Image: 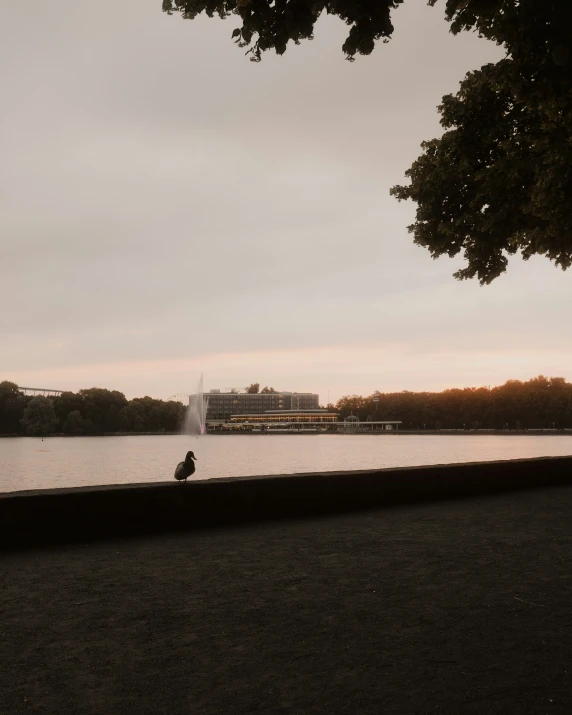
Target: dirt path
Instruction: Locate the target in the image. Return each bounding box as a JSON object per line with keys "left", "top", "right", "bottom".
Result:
{"left": 2, "top": 487, "right": 572, "bottom": 714}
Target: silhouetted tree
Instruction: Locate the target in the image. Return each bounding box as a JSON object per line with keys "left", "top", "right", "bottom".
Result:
{"left": 1, "top": 383, "right": 187, "bottom": 435}
{"left": 79, "top": 388, "right": 128, "bottom": 432}
{"left": 336, "top": 377, "right": 572, "bottom": 430}
{"left": 163, "top": 0, "right": 403, "bottom": 61}
{"left": 165, "top": 0, "right": 572, "bottom": 282}
{"left": 117, "top": 402, "right": 147, "bottom": 432}
{"left": 105, "top": 404, "right": 121, "bottom": 432}
{"left": 246, "top": 383, "right": 260, "bottom": 394}
{"left": 147, "top": 406, "right": 165, "bottom": 431}
{"left": 260, "top": 386, "right": 277, "bottom": 393}
{"left": 20, "top": 396, "right": 58, "bottom": 436}
{"left": 63, "top": 410, "right": 84, "bottom": 434}
{"left": 52, "top": 391, "right": 83, "bottom": 427}
{"left": 391, "top": 1, "right": 572, "bottom": 283}
{"left": 81, "top": 418, "right": 96, "bottom": 434}
{"left": 161, "top": 400, "right": 187, "bottom": 431}
{"left": 0, "top": 381, "right": 29, "bottom": 434}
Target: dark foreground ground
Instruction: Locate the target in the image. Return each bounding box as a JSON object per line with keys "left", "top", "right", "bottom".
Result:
{"left": 2, "top": 487, "right": 572, "bottom": 715}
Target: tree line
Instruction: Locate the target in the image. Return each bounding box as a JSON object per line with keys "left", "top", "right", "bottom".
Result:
{"left": 330, "top": 376, "right": 572, "bottom": 431}
{"left": 3, "top": 376, "right": 572, "bottom": 436}
{"left": 245, "top": 383, "right": 277, "bottom": 393}
{"left": 0, "top": 383, "right": 186, "bottom": 437}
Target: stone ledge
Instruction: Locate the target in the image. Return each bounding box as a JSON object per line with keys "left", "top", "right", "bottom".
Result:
{"left": 2, "top": 456, "right": 571, "bottom": 548}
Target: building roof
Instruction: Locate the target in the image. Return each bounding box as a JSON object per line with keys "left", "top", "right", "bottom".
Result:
{"left": 232, "top": 412, "right": 337, "bottom": 417}
{"left": 207, "top": 390, "right": 317, "bottom": 396}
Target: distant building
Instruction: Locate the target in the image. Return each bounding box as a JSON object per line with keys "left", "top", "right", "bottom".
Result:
{"left": 198, "top": 389, "right": 320, "bottom": 421}
{"left": 230, "top": 410, "right": 337, "bottom": 424}
{"left": 221, "top": 411, "right": 402, "bottom": 432}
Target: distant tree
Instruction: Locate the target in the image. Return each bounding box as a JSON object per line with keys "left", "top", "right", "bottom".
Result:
{"left": 52, "top": 391, "right": 84, "bottom": 427}
{"left": 162, "top": 400, "right": 187, "bottom": 431}
{"left": 20, "top": 396, "right": 58, "bottom": 436}
{"left": 246, "top": 383, "right": 260, "bottom": 394}
{"left": 130, "top": 396, "right": 173, "bottom": 431}
{"left": 113, "top": 397, "right": 185, "bottom": 432}
{"left": 116, "top": 402, "right": 147, "bottom": 432}
{"left": 0, "top": 381, "right": 29, "bottom": 434}
{"left": 81, "top": 418, "right": 96, "bottom": 434}
{"left": 147, "top": 406, "right": 164, "bottom": 431}
{"left": 336, "top": 376, "right": 572, "bottom": 430}
{"left": 63, "top": 410, "right": 84, "bottom": 434}
{"left": 335, "top": 395, "right": 366, "bottom": 417}
{"left": 5, "top": 394, "right": 29, "bottom": 434}
{"left": 104, "top": 404, "right": 121, "bottom": 432}
{"left": 79, "top": 388, "right": 128, "bottom": 432}
{"left": 0, "top": 382, "right": 21, "bottom": 408}
{"left": 260, "top": 386, "right": 277, "bottom": 393}
{"left": 0, "top": 381, "right": 20, "bottom": 395}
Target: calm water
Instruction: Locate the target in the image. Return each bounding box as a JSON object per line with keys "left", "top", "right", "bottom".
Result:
{"left": 1, "top": 434, "right": 571, "bottom": 493}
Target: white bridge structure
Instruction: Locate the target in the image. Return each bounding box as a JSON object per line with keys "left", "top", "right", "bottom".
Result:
{"left": 18, "top": 386, "right": 64, "bottom": 397}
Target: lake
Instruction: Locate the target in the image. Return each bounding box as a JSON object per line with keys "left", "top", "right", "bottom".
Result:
{"left": 1, "top": 433, "right": 572, "bottom": 493}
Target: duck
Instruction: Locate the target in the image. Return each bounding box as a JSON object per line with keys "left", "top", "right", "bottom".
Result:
{"left": 174, "top": 451, "right": 197, "bottom": 483}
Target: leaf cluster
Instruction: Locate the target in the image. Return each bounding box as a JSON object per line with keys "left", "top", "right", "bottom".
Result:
{"left": 392, "top": 0, "right": 572, "bottom": 282}
{"left": 163, "top": 0, "right": 403, "bottom": 60}
{"left": 336, "top": 375, "right": 572, "bottom": 429}
{"left": 164, "top": 0, "right": 572, "bottom": 282}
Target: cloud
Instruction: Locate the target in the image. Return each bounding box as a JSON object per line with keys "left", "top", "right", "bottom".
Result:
{"left": 1, "top": 0, "right": 570, "bottom": 401}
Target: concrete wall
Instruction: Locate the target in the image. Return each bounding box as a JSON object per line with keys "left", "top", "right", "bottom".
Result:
{"left": 2, "top": 456, "right": 571, "bottom": 548}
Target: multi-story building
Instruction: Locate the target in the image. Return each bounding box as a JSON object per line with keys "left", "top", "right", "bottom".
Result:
{"left": 200, "top": 389, "right": 320, "bottom": 421}
{"left": 229, "top": 410, "right": 338, "bottom": 424}
{"left": 223, "top": 412, "right": 402, "bottom": 432}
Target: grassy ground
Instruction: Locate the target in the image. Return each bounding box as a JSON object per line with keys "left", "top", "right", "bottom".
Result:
{"left": 2, "top": 487, "right": 572, "bottom": 715}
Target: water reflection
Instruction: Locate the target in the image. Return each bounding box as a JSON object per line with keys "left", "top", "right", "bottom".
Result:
{"left": 1, "top": 434, "right": 571, "bottom": 493}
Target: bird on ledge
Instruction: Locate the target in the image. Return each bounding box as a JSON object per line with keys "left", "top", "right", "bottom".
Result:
{"left": 174, "top": 451, "right": 197, "bottom": 483}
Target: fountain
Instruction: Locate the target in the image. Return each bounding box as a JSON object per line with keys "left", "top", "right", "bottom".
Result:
{"left": 184, "top": 374, "right": 209, "bottom": 436}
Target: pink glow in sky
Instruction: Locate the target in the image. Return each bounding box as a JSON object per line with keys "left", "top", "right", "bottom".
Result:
{"left": 1, "top": 1, "right": 571, "bottom": 401}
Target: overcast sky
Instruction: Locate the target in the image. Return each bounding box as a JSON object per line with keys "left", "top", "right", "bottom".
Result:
{"left": 1, "top": 0, "right": 570, "bottom": 402}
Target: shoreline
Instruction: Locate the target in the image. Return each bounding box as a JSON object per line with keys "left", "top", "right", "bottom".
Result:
{"left": 3, "top": 456, "right": 572, "bottom": 548}
{"left": 1, "top": 429, "right": 572, "bottom": 438}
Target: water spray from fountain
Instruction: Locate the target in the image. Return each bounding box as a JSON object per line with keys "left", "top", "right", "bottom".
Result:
{"left": 184, "top": 373, "right": 209, "bottom": 436}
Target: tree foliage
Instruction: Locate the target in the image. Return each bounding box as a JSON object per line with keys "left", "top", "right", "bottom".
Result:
{"left": 52, "top": 391, "right": 83, "bottom": 428}
{"left": 163, "top": 0, "right": 403, "bottom": 62}
{"left": 0, "top": 384, "right": 187, "bottom": 436}
{"left": 63, "top": 410, "right": 85, "bottom": 434}
{"left": 165, "top": 0, "right": 572, "bottom": 282}
{"left": 2, "top": 377, "right": 572, "bottom": 433}
{"left": 246, "top": 382, "right": 260, "bottom": 393}
{"left": 0, "top": 382, "right": 30, "bottom": 434}
{"left": 260, "top": 385, "right": 277, "bottom": 393}
{"left": 391, "top": 0, "right": 572, "bottom": 283}
{"left": 336, "top": 376, "right": 572, "bottom": 430}
{"left": 20, "top": 396, "right": 59, "bottom": 436}
{"left": 78, "top": 388, "right": 128, "bottom": 432}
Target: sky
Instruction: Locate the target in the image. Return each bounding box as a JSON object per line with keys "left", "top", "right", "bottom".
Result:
{"left": 1, "top": 0, "right": 571, "bottom": 403}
